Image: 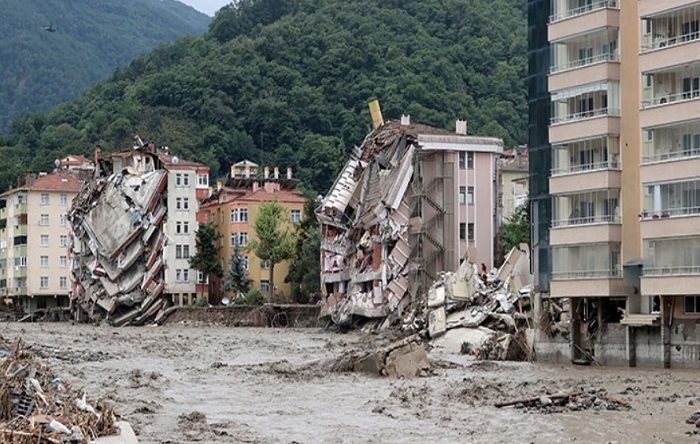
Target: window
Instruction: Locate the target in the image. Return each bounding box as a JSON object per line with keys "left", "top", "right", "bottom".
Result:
{"left": 60, "top": 256, "right": 68, "bottom": 268}
{"left": 60, "top": 194, "right": 68, "bottom": 206}
{"left": 644, "top": 130, "right": 653, "bottom": 142}
{"left": 242, "top": 255, "right": 249, "bottom": 270}
{"left": 14, "top": 257, "right": 27, "bottom": 267}
{"left": 261, "top": 260, "right": 271, "bottom": 269}
{"left": 459, "top": 152, "right": 466, "bottom": 169}
{"left": 197, "top": 271, "right": 209, "bottom": 284}
{"left": 175, "top": 173, "right": 182, "bottom": 187}
{"left": 182, "top": 174, "right": 190, "bottom": 187}
{"left": 232, "top": 232, "right": 248, "bottom": 247}
{"left": 59, "top": 276, "right": 67, "bottom": 288}
{"left": 643, "top": 75, "right": 652, "bottom": 89}
{"left": 59, "top": 235, "right": 67, "bottom": 247}
{"left": 183, "top": 245, "right": 190, "bottom": 258}
{"left": 467, "top": 187, "right": 474, "bottom": 205}
{"left": 60, "top": 214, "right": 67, "bottom": 227}
{"left": 685, "top": 296, "right": 700, "bottom": 314}
{"left": 291, "top": 209, "right": 301, "bottom": 223}
{"left": 468, "top": 223, "right": 475, "bottom": 241}
{"left": 182, "top": 269, "right": 189, "bottom": 282}
{"left": 176, "top": 245, "right": 183, "bottom": 259}
{"left": 459, "top": 223, "right": 466, "bottom": 240}
{"left": 40, "top": 214, "right": 49, "bottom": 226}
{"left": 682, "top": 77, "right": 700, "bottom": 100}
{"left": 176, "top": 198, "right": 183, "bottom": 210}
{"left": 231, "top": 208, "right": 249, "bottom": 223}
{"left": 643, "top": 19, "right": 652, "bottom": 36}
{"left": 40, "top": 276, "right": 49, "bottom": 288}
{"left": 41, "top": 235, "right": 49, "bottom": 247}
{"left": 176, "top": 269, "right": 182, "bottom": 282}
{"left": 260, "top": 280, "right": 270, "bottom": 293}
{"left": 459, "top": 187, "right": 466, "bottom": 205}
{"left": 40, "top": 256, "right": 49, "bottom": 267}
{"left": 682, "top": 20, "right": 700, "bottom": 42}
{"left": 197, "top": 174, "right": 209, "bottom": 187}
{"left": 467, "top": 152, "right": 474, "bottom": 169}
{"left": 183, "top": 198, "right": 189, "bottom": 210}
{"left": 176, "top": 221, "right": 190, "bottom": 234}
{"left": 40, "top": 194, "right": 49, "bottom": 205}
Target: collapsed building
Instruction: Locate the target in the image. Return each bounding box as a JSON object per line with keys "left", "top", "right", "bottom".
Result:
{"left": 316, "top": 112, "right": 504, "bottom": 328}
{"left": 68, "top": 140, "right": 210, "bottom": 326}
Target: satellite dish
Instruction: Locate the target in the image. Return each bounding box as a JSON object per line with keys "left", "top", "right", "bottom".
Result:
{"left": 54, "top": 159, "right": 60, "bottom": 167}
{"left": 172, "top": 156, "right": 179, "bottom": 165}
{"left": 222, "top": 297, "right": 230, "bottom": 306}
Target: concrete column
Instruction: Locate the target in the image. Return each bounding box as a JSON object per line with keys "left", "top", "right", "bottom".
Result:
{"left": 661, "top": 296, "right": 671, "bottom": 368}
{"left": 626, "top": 326, "right": 636, "bottom": 367}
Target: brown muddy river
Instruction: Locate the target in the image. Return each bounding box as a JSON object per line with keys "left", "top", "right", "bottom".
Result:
{"left": 0, "top": 322, "right": 695, "bottom": 444}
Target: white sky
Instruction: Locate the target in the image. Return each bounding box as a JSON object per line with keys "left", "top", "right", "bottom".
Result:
{"left": 178, "top": 0, "right": 232, "bottom": 16}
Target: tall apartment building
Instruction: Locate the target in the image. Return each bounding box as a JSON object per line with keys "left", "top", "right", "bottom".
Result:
{"left": 0, "top": 171, "right": 84, "bottom": 313}
{"left": 199, "top": 165, "right": 305, "bottom": 303}
{"left": 531, "top": 0, "right": 700, "bottom": 367}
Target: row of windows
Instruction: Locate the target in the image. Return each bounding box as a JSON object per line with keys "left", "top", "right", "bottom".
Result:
{"left": 458, "top": 152, "right": 475, "bottom": 169}
{"left": 39, "top": 255, "right": 69, "bottom": 267}
{"left": 38, "top": 214, "right": 68, "bottom": 227}
{"left": 230, "top": 208, "right": 302, "bottom": 224}
{"left": 39, "top": 235, "right": 69, "bottom": 247}
{"left": 232, "top": 232, "right": 249, "bottom": 247}
{"left": 176, "top": 221, "right": 190, "bottom": 234}
{"left": 459, "top": 222, "right": 475, "bottom": 241}
{"left": 39, "top": 276, "right": 68, "bottom": 288}
{"left": 458, "top": 187, "right": 475, "bottom": 205}
{"left": 40, "top": 193, "right": 70, "bottom": 206}
{"left": 175, "top": 197, "right": 190, "bottom": 211}
{"left": 175, "top": 173, "right": 209, "bottom": 188}
{"left": 175, "top": 245, "right": 191, "bottom": 259}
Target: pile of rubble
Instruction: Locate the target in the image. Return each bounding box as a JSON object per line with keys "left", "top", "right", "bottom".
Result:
{"left": 69, "top": 146, "right": 168, "bottom": 326}
{"left": 0, "top": 338, "right": 134, "bottom": 443}
{"left": 495, "top": 387, "right": 631, "bottom": 413}
{"left": 420, "top": 244, "right": 533, "bottom": 361}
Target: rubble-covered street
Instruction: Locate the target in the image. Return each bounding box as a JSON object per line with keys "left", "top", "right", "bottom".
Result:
{"left": 1, "top": 323, "right": 697, "bottom": 444}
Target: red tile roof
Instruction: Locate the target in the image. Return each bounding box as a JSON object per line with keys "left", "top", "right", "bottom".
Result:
{"left": 29, "top": 171, "right": 84, "bottom": 192}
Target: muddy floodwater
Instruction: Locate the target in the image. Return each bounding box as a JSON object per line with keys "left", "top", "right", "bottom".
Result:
{"left": 0, "top": 323, "right": 697, "bottom": 444}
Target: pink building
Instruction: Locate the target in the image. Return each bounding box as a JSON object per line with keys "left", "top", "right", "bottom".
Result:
{"left": 317, "top": 117, "right": 502, "bottom": 324}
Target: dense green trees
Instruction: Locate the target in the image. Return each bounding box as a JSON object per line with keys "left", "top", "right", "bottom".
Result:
{"left": 0, "top": 0, "right": 209, "bottom": 132}
{"left": 1, "top": 0, "right": 527, "bottom": 197}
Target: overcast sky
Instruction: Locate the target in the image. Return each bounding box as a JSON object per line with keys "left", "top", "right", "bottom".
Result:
{"left": 178, "top": 0, "right": 231, "bottom": 16}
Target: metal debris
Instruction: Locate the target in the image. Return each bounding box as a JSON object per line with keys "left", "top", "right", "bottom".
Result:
{"left": 69, "top": 147, "right": 168, "bottom": 326}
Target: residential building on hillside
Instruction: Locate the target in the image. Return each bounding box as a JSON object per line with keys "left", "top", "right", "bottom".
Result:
{"left": 317, "top": 115, "right": 503, "bottom": 325}
{"left": 0, "top": 170, "right": 84, "bottom": 313}
{"left": 199, "top": 165, "right": 305, "bottom": 303}
{"left": 499, "top": 147, "right": 529, "bottom": 223}
{"left": 531, "top": 0, "right": 700, "bottom": 367}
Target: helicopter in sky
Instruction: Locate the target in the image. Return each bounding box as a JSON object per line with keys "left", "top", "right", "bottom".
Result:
{"left": 43, "top": 22, "right": 56, "bottom": 32}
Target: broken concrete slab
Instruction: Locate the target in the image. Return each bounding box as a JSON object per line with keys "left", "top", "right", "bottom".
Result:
{"left": 384, "top": 343, "right": 431, "bottom": 378}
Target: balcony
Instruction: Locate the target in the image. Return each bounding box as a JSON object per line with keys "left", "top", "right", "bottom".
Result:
{"left": 642, "top": 120, "right": 700, "bottom": 165}
{"left": 640, "top": 62, "right": 700, "bottom": 128}
{"left": 13, "top": 203, "right": 27, "bottom": 216}
{"left": 641, "top": 178, "right": 700, "bottom": 227}
{"left": 552, "top": 189, "right": 620, "bottom": 227}
{"left": 639, "top": 0, "right": 700, "bottom": 19}
{"left": 552, "top": 135, "right": 620, "bottom": 174}
{"left": 551, "top": 223, "right": 622, "bottom": 246}
{"left": 641, "top": 156, "right": 700, "bottom": 185}
{"left": 551, "top": 242, "right": 624, "bottom": 296}
{"left": 550, "top": 81, "right": 620, "bottom": 143}
{"left": 640, "top": 3, "right": 700, "bottom": 70}
{"left": 641, "top": 236, "right": 700, "bottom": 294}
{"left": 549, "top": 1, "right": 620, "bottom": 42}
{"left": 549, "top": 27, "right": 619, "bottom": 90}
{"left": 642, "top": 214, "right": 700, "bottom": 241}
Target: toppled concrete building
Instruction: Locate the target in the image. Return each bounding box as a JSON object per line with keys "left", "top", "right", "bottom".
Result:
{"left": 317, "top": 115, "right": 503, "bottom": 328}
{"left": 68, "top": 140, "right": 210, "bottom": 326}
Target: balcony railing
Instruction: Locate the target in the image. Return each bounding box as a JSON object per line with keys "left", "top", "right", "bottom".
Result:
{"left": 641, "top": 206, "right": 700, "bottom": 220}
{"left": 642, "top": 91, "right": 700, "bottom": 108}
{"left": 644, "top": 266, "right": 700, "bottom": 277}
{"left": 549, "top": 53, "right": 620, "bottom": 74}
{"left": 642, "top": 32, "right": 700, "bottom": 53}
{"left": 551, "top": 159, "right": 620, "bottom": 175}
{"left": 552, "top": 214, "right": 620, "bottom": 228}
{"left": 642, "top": 147, "right": 700, "bottom": 164}
{"left": 552, "top": 268, "right": 621, "bottom": 280}
{"left": 549, "top": 0, "right": 618, "bottom": 23}
{"left": 551, "top": 107, "right": 620, "bottom": 125}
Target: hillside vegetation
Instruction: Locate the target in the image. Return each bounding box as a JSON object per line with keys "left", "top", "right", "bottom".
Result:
{"left": 0, "top": 0, "right": 527, "bottom": 194}
{"left": 0, "top": 0, "right": 210, "bottom": 133}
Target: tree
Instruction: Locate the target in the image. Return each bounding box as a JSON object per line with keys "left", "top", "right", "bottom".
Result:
{"left": 286, "top": 195, "right": 321, "bottom": 303}
{"left": 249, "top": 202, "right": 295, "bottom": 302}
{"left": 224, "top": 243, "right": 250, "bottom": 297}
{"left": 499, "top": 203, "right": 530, "bottom": 259}
{"left": 189, "top": 222, "right": 223, "bottom": 302}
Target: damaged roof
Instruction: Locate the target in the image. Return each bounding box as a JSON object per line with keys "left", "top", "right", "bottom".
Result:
{"left": 2, "top": 170, "right": 84, "bottom": 196}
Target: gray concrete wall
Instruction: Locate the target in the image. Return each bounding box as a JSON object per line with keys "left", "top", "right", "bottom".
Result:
{"left": 533, "top": 329, "right": 570, "bottom": 364}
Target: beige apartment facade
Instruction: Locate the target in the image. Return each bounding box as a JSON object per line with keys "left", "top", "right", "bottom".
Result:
{"left": 535, "top": 0, "right": 700, "bottom": 367}
{"left": 0, "top": 171, "right": 83, "bottom": 313}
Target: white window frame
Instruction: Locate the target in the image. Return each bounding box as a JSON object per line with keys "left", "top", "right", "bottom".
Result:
{"left": 59, "top": 276, "right": 67, "bottom": 289}
{"left": 59, "top": 214, "right": 67, "bottom": 227}
{"left": 291, "top": 209, "right": 301, "bottom": 223}
{"left": 40, "top": 256, "right": 49, "bottom": 267}
{"left": 60, "top": 256, "right": 68, "bottom": 268}
{"left": 60, "top": 193, "right": 68, "bottom": 206}
{"left": 39, "top": 214, "right": 49, "bottom": 226}
{"left": 59, "top": 235, "right": 68, "bottom": 248}
{"left": 40, "top": 276, "right": 49, "bottom": 288}
{"left": 40, "top": 235, "right": 49, "bottom": 247}
{"left": 197, "top": 174, "right": 209, "bottom": 187}
{"left": 40, "top": 193, "right": 49, "bottom": 206}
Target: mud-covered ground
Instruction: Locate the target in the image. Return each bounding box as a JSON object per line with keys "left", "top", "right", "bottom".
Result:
{"left": 0, "top": 322, "right": 697, "bottom": 444}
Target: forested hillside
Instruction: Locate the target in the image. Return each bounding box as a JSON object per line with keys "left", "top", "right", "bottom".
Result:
{"left": 0, "top": 0, "right": 210, "bottom": 132}
{"left": 0, "top": 0, "right": 527, "bottom": 195}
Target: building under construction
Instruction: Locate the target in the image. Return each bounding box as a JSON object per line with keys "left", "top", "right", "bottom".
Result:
{"left": 317, "top": 109, "right": 503, "bottom": 327}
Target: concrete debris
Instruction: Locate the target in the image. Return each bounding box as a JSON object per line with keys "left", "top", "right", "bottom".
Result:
{"left": 69, "top": 148, "right": 169, "bottom": 326}
{"left": 495, "top": 387, "right": 631, "bottom": 413}
{"left": 0, "top": 337, "right": 136, "bottom": 443}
